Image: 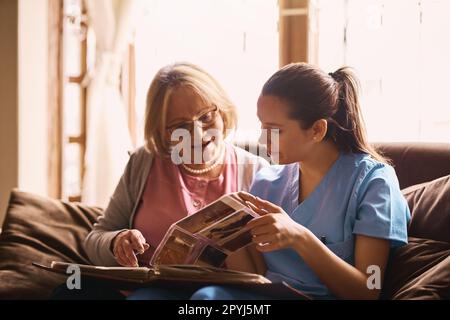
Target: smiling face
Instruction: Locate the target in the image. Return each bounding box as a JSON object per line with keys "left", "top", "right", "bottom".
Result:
{"left": 165, "top": 86, "right": 225, "bottom": 166}
{"left": 257, "top": 94, "right": 318, "bottom": 165}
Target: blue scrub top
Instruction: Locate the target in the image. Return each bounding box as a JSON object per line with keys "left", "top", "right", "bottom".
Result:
{"left": 249, "top": 152, "right": 411, "bottom": 299}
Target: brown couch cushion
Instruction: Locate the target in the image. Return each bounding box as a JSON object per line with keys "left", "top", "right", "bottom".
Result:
{"left": 383, "top": 237, "right": 450, "bottom": 300}
{"left": 0, "top": 190, "right": 102, "bottom": 299}
{"left": 382, "top": 176, "right": 450, "bottom": 299}
{"left": 402, "top": 175, "right": 450, "bottom": 243}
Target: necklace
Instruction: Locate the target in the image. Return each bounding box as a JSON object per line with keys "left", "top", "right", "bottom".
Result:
{"left": 181, "top": 145, "right": 225, "bottom": 175}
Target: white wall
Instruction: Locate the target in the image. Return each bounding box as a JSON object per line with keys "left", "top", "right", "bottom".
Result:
{"left": 0, "top": 0, "right": 49, "bottom": 226}
{"left": 18, "top": 0, "right": 49, "bottom": 197}
{"left": 0, "top": 0, "right": 19, "bottom": 226}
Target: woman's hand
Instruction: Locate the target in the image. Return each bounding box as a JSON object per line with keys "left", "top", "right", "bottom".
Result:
{"left": 239, "top": 191, "right": 308, "bottom": 252}
{"left": 112, "top": 229, "right": 150, "bottom": 267}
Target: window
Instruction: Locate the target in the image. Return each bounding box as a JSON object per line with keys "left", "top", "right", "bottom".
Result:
{"left": 60, "top": 0, "right": 92, "bottom": 201}
{"left": 52, "top": 0, "right": 137, "bottom": 202}
{"left": 133, "top": 0, "right": 279, "bottom": 143}
{"left": 315, "top": 0, "right": 450, "bottom": 142}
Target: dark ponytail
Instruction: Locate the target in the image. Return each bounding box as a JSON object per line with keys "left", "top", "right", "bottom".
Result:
{"left": 261, "top": 63, "right": 387, "bottom": 163}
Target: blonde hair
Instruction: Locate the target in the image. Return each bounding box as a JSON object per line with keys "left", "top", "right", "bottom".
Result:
{"left": 144, "top": 62, "right": 238, "bottom": 156}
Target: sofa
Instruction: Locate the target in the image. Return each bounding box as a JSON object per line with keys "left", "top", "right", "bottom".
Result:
{"left": 0, "top": 142, "right": 449, "bottom": 299}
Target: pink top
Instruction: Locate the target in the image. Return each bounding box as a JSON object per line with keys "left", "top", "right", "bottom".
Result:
{"left": 132, "top": 143, "right": 237, "bottom": 265}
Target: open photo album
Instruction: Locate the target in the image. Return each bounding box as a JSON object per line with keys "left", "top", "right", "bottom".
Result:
{"left": 150, "top": 192, "right": 259, "bottom": 267}
{"left": 32, "top": 193, "right": 310, "bottom": 298}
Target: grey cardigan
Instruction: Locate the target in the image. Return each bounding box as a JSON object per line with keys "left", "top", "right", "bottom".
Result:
{"left": 84, "top": 145, "right": 269, "bottom": 266}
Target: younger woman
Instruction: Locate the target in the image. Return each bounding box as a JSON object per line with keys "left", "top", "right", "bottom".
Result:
{"left": 192, "top": 63, "right": 411, "bottom": 300}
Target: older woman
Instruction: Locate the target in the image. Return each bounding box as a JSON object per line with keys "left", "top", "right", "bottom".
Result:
{"left": 84, "top": 62, "right": 268, "bottom": 269}
{"left": 52, "top": 62, "right": 268, "bottom": 300}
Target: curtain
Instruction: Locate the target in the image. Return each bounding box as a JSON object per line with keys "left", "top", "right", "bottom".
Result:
{"left": 82, "top": 0, "right": 139, "bottom": 207}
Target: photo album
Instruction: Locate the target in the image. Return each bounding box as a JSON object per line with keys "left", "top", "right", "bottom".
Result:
{"left": 32, "top": 192, "right": 310, "bottom": 298}
{"left": 150, "top": 192, "right": 259, "bottom": 267}
{"left": 33, "top": 193, "right": 264, "bottom": 285}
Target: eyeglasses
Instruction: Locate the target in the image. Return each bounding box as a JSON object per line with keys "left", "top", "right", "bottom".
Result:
{"left": 166, "top": 105, "right": 219, "bottom": 135}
